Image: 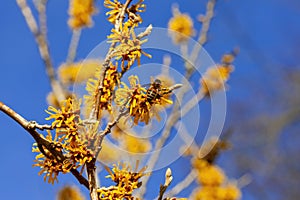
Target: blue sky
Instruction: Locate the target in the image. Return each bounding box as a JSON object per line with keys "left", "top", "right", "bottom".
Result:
{"left": 0, "top": 0, "right": 300, "bottom": 199}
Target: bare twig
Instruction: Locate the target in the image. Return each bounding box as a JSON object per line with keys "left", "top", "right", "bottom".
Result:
{"left": 16, "top": 0, "right": 66, "bottom": 102}
{"left": 190, "top": 0, "right": 216, "bottom": 65}
{"left": 174, "top": 122, "right": 199, "bottom": 155}
{"left": 0, "top": 101, "right": 89, "bottom": 189}
{"left": 27, "top": 121, "right": 53, "bottom": 130}
{"left": 158, "top": 168, "right": 173, "bottom": 200}
{"left": 67, "top": 29, "right": 82, "bottom": 64}
{"left": 137, "top": 24, "right": 153, "bottom": 39}
{"left": 94, "top": 109, "right": 128, "bottom": 157}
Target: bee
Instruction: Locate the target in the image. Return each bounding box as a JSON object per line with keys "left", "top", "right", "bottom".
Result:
{"left": 145, "top": 78, "right": 182, "bottom": 104}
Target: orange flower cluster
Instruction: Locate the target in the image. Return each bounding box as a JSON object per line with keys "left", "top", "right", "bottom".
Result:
{"left": 33, "top": 98, "right": 93, "bottom": 184}
{"left": 97, "top": 162, "right": 148, "bottom": 199}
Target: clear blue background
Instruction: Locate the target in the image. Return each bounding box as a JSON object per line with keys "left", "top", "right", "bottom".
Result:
{"left": 1, "top": 0, "right": 300, "bottom": 199}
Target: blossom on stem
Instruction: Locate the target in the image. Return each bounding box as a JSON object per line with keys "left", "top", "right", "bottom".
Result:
{"left": 68, "top": 0, "right": 96, "bottom": 29}
{"left": 168, "top": 7, "right": 194, "bottom": 44}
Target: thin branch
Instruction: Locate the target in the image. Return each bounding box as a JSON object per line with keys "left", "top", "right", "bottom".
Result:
{"left": 158, "top": 168, "right": 173, "bottom": 200}
{"left": 67, "top": 29, "right": 82, "bottom": 64}
{"left": 181, "top": 90, "right": 205, "bottom": 117}
{"left": 0, "top": 101, "right": 89, "bottom": 189}
{"left": 16, "top": 0, "right": 66, "bottom": 102}
{"left": 27, "top": 121, "right": 53, "bottom": 130}
{"left": 34, "top": 0, "right": 48, "bottom": 39}
{"left": 94, "top": 109, "right": 128, "bottom": 157}
{"left": 115, "top": 0, "right": 133, "bottom": 30}
{"left": 174, "top": 122, "right": 199, "bottom": 155}
{"left": 190, "top": 0, "right": 216, "bottom": 64}
{"left": 86, "top": 159, "right": 98, "bottom": 200}
{"left": 137, "top": 24, "right": 153, "bottom": 39}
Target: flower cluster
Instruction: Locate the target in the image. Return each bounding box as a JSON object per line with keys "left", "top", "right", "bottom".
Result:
{"left": 168, "top": 7, "right": 195, "bottom": 44}
{"left": 122, "top": 134, "right": 151, "bottom": 154}
{"left": 191, "top": 159, "right": 241, "bottom": 200}
{"left": 84, "top": 0, "right": 151, "bottom": 120}
{"left": 115, "top": 75, "right": 175, "bottom": 125}
{"left": 99, "top": 63, "right": 120, "bottom": 111}
{"left": 68, "top": 0, "right": 96, "bottom": 29}
{"left": 104, "top": 0, "right": 145, "bottom": 27}
{"left": 32, "top": 132, "right": 66, "bottom": 184}
{"left": 57, "top": 185, "right": 85, "bottom": 200}
{"left": 97, "top": 162, "right": 148, "bottom": 199}
{"left": 190, "top": 138, "right": 241, "bottom": 200}
{"left": 108, "top": 25, "right": 151, "bottom": 68}
{"left": 47, "top": 60, "right": 102, "bottom": 108}
{"left": 58, "top": 60, "right": 102, "bottom": 86}
{"left": 85, "top": 63, "right": 120, "bottom": 118}
{"left": 200, "top": 52, "right": 237, "bottom": 97}
{"left": 105, "top": 0, "right": 150, "bottom": 70}
{"left": 33, "top": 98, "right": 93, "bottom": 184}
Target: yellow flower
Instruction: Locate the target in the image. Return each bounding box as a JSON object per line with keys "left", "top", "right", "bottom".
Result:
{"left": 216, "top": 184, "right": 241, "bottom": 200}
{"left": 104, "top": 0, "right": 145, "bottom": 26}
{"left": 115, "top": 75, "right": 150, "bottom": 124}
{"left": 192, "top": 184, "right": 241, "bottom": 200}
{"left": 58, "top": 60, "right": 102, "bottom": 85}
{"left": 108, "top": 26, "right": 151, "bottom": 67}
{"left": 192, "top": 186, "right": 217, "bottom": 200}
{"left": 32, "top": 132, "right": 66, "bottom": 184}
{"left": 98, "top": 162, "right": 148, "bottom": 199}
{"left": 122, "top": 134, "right": 152, "bottom": 153}
{"left": 115, "top": 75, "right": 175, "bottom": 125}
{"left": 57, "top": 185, "right": 85, "bottom": 200}
{"left": 197, "top": 164, "right": 225, "bottom": 186}
{"left": 34, "top": 98, "right": 92, "bottom": 184}
{"left": 168, "top": 8, "right": 194, "bottom": 44}
{"left": 104, "top": 0, "right": 123, "bottom": 24}
{"left": 68, "top": 0, "right": 96, "bottom": 29}
{"left": 200, "top": 65, "right": 234, "bottom": 97}
{"left": 84, "top": 63, "right": 120, "bottom": 118}
{"left": 127, "top": 0, "right": 145, "bottom": 26}
{"left": 46, "top": 92, "right": 74, "bottom": 108}
{"left": 84, "top": 67, "right": 102, "bottom": 118}
{"left": 45, "top": 98, "right": 80, "bottom": 129}
{"left": 192, "top": 158, "right": 209, "bottom": 170}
